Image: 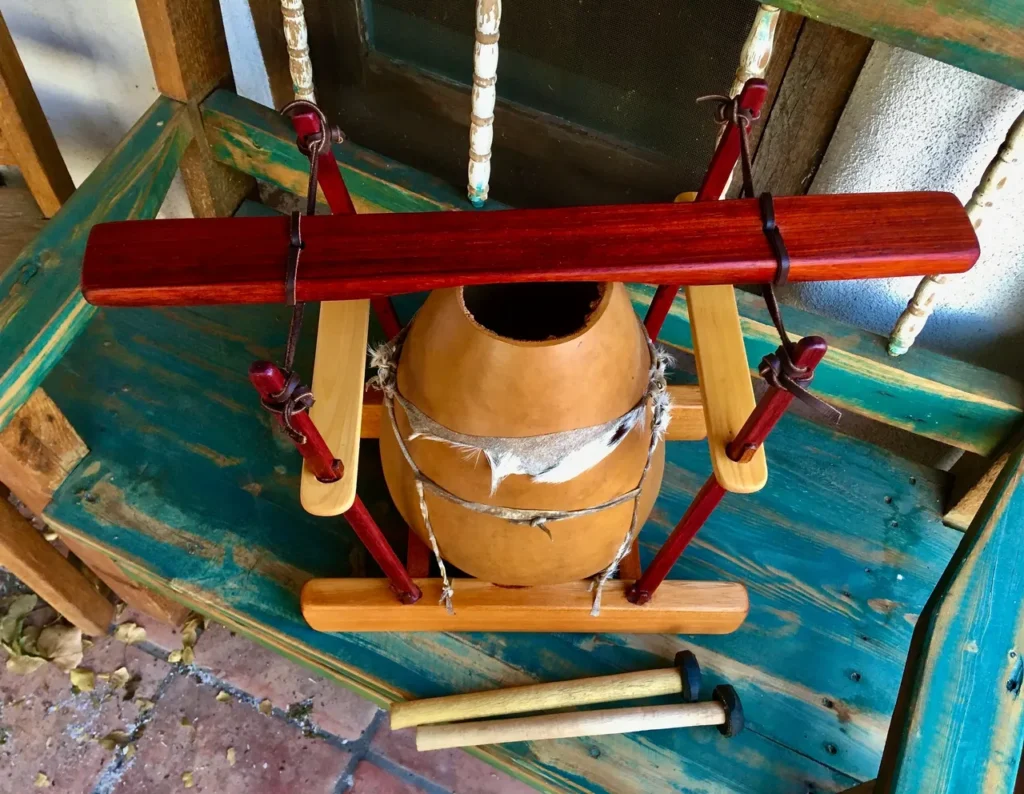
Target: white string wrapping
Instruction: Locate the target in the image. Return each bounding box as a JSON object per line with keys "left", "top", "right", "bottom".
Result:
{"left": 369, "top": 326, "right": 672, "bottom": 615}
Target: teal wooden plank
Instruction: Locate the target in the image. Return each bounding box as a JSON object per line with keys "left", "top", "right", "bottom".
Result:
{"left": 0, "top": 96, "right": 190, "bottom": 432}
{"left": 772, "top": 0, "right": 1024, "bottom": 90}
{"left": 201, "top": 90, "right": 506, "bottom": 214}
{"left": 200, "top": 91, "right": 1023, "bottom": 455}
{"left": 42, "top": 300, "right": 964, "bottom": 790}
{"left": 628, "top": 285, "right": 1024, "bottom": 456}
{"left": 875, "top": 441, "right": 1024, "bottom": 793}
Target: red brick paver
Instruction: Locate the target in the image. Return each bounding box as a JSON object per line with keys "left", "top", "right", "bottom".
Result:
{"left": 193, "top": 623, "right": 380, "bottom": 740}
{"left": 348, "top": 761, "right": 428, "bottom": 793}
{"left": 371, "top": 720, "right": 536, "bottom": 794}
{"left": 110, "top": 673, "right": 351, "bottom": 794}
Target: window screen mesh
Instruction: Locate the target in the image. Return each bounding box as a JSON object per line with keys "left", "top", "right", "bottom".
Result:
{"left": 368, "top": 0, "right": 759, "bottom": 162}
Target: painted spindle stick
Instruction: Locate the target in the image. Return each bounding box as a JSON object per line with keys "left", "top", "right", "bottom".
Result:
{"left": 415, "top": 685, "right": 744, "bottom": 750}
{"left": 391, "top": 651, "right": 701, "bottom": 730}
{"left": 628, "top": 337, "right": 828, "bottom": 604}
{"left": 888, "top": 109, "right": 1024, "bottom": 356}
{"left": 281, "top": 0, "right": 315, "bottom": 102}
{"left": 468, "top": 0, "right": 501, "bottom": 207}
{"left": 729, "top": 5, "right": 780, "bottom": 100}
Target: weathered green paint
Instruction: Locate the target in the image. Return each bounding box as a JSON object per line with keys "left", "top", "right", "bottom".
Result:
{"left": 629, "top": 285, "right": 1024, "bottom": 456}
{"left": 41, "top": 295, "right": 964, "bottom": 790}
{"left": 201, "top": 89, "right": 490, "bottom": 214}
{"left": 200, "top": 91, "right": 1024, "bottom": 456}
{"left": 0, "top": 96, "right": 191, "bottom": 432}
{"left": 875, "top": 441, "right": 1024, "bottom": 793}
{"left": 771, "top": 0, "right": 1024, "bottom": 90}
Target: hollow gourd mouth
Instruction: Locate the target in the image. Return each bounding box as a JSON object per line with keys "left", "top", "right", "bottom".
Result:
{"left": 459, "top": 282, "right": 608, "bottom": 343}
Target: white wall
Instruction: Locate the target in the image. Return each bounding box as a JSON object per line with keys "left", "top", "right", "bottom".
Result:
{"left": 781, "top": 44, "right": 1024, "bottom": 375}
{"left": 0, "top": 0, "right": 190, "bottom": 216}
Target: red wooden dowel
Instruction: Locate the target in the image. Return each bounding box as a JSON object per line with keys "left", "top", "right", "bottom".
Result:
{"left": 627, "top": 336, "right": 829, "bottom": 604}
{"left": 406, "top": 528, "right": 432, "bottom": 578}
{"left": 644, "top": 79, "right": 769, "bottom": 340}
{"left": 291, "top": 111, "right": 402, "bottom": 339}
{"left": 81, "top": 192, "right": 979, "bottom": 307}
{"left": 345, "top": 496, "right": 423, "bottom": 604}
{"left": 248, "top": 360, "right": 342, "bottom": 483}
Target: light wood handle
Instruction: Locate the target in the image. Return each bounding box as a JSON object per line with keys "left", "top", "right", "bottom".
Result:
{"left": 391, "top": 667, "right": 683, "bottom": 730}
{"left": 415, "top": 701, "right": 726, "bottom": 750}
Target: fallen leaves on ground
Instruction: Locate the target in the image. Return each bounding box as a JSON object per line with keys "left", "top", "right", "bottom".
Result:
{"left": 167, "top": 613, "right": 203, "bottom": 666}
{"left": 226, "top": 747, "right": 236, "bottom": 767}
{"left": 97, "top": 730, "right": 131, "bottom": 751}
{"left": 36, "top": 625, "right": 83, "bottom": 673}
{"left": 135, "top": 698, "right": 155, "bottom": 713}
{"left": 215, "top": 691, "right": 231, "bottom": 703}
{"left": 108, "top": 666, "right": 131, "bottom": 690}
{"left": 113, "top": 622, "right": 146, "bottom": 645}
{"left": 69, "top": 668, "right": 95, "bottom": 692}
{"left": 258, "top": 699, "right": 273, "bottom": 716}
{"left": 33, "top": 772, "right": 50, "bottom": 788}
{"left": 182, "top": 771, "right": 194, "bottom": 789}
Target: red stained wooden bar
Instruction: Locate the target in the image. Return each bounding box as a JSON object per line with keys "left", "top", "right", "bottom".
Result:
{"left": 291, "top": 112, "right": 402, "bottom": 339}
{"left": 248, "top": 360, "right": 342, "bottom": 483}
{"left": 344, "top": 496, "right": 423, "bottom": 604}
{"left": 81, "top": 192, "right": 979, "bottom": 308}
{"left": 628, "top": 336, "right": 829, "bottom": 605}
{"left": 644, "top": 78, "right": 769, "bottom": 339}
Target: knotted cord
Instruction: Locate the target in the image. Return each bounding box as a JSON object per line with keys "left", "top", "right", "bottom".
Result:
{"left": 698, "top": 94, "right": 841, "bottom": 424}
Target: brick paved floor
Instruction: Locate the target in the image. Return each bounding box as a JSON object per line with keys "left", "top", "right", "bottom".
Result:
{"left": 0, "top": 604, "right": 536, "bottom": 794}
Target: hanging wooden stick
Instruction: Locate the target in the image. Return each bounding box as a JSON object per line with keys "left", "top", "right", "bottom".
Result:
{"left": 468, "top": 0, "right": 501, "bottom": 207}
{"left": 888, "top": 109, "right": 1024, "bottom": 356}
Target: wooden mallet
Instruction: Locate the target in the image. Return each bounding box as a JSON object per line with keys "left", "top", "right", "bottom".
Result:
{"left": 391, "top": 651, "right": 702, "bottom": 730}
{"left": 415, "top": 685, "right": 745, "bottom": 750}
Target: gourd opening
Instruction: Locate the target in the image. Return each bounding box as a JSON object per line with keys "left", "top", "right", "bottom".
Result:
{"left": 460, "top": 282, "right": 606, "bottom": 342}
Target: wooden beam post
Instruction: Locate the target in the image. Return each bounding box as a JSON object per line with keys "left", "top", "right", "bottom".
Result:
{"left": 135, "top": 0, "right": 253, "bottom": 217}
{"left": 875, "top": 441, "right": 1024, "bottom": 792}
{"left": 0, "top": 489, "right": 113, "bottom": 635}
{"left": 0, "top": 10, "right": 75, "bottom": 217}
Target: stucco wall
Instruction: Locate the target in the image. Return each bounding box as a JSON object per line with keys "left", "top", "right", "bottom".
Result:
{"left": 779, "top": 44, "right": 1024, "bottom": 376}
{"left": 0, "top": 0, "right": 190, "bottom": 216}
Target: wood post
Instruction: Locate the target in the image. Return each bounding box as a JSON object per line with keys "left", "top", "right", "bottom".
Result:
{"left": 135, "top": 0, "right": 253, "bottom": 217}
{"left": 0, "top": 491, "right": 113, "bottom": 635}
{"left": 0, "top": 10, "right": 74, "bottom": 217}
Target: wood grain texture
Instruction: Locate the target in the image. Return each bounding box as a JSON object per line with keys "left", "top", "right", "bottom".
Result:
{"left": 875, "top": 441, "right": 1024, "bottom": 792}
{"left": 0, "top": 186, "right": 46, "bottom": 266}
{"left": 770, "top": 0, "right": 1024, "bottom": 90}
{"left": 299, "top": 300, "right": 369, "bottom": 515}
{"left": 81, "top": 192, "right": 979, "bottom": 307}
{"left": 246, "top": 0, "right": 294, "bottom": 109}
{"left": 300, "top": 579, "right": 749, "bottom": 634}
{"left": 0, "top": 96, "right": 191, "bottom": 434}
{"left": 391, "top": 667, "right": 687, "bottom": 730}
{"left": 0, "top": 491, "right": 113, "bottom": 635}
{"left": 416, "top": 701, "right": 728, "bottom": 750}
{"left": 0, "top": 388, "right": 86, "bottom": 514}
{"left": 752, "top": 19, "right": 872, "bottom": 196}
{"left": 41, "top": 298, "right": 961, "bottom": 788}
{"left": 630, "top": 284, "right": 1024, "bottom": 456}
{"left": 944, "top": 451, "right": 1009, "bottom": 531}
{"left": 0, "top": 11, "right": 74, "bottom": 217}
{"left": 135, "top": 0, "right": 252, "bottom": 218}
{"left": 687, "top": 285, "right": 766, "bottom": 493}
{"left": 60, "top": 533, "right": 189, "bottom": 626}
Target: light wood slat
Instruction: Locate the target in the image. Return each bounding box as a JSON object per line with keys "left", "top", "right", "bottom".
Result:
{"left": 0, "top": 491, "right": 113, "bottom": 635}
{"left": 300, "top": 578, "right": 749, "bottom": 634}
{"left": 686, "top": 285, "right": 767, "bottom": 493}
{"left": 300, "top": 299, "right": 370, "bottom": 516}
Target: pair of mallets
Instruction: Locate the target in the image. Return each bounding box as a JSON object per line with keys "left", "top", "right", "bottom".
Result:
{"left": 391, "top": 651, "right": 744, "bottom": 751}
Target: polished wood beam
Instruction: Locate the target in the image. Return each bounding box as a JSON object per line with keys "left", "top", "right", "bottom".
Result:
{"left": 82, "top": 191, "right": 978, "bottom": 307}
